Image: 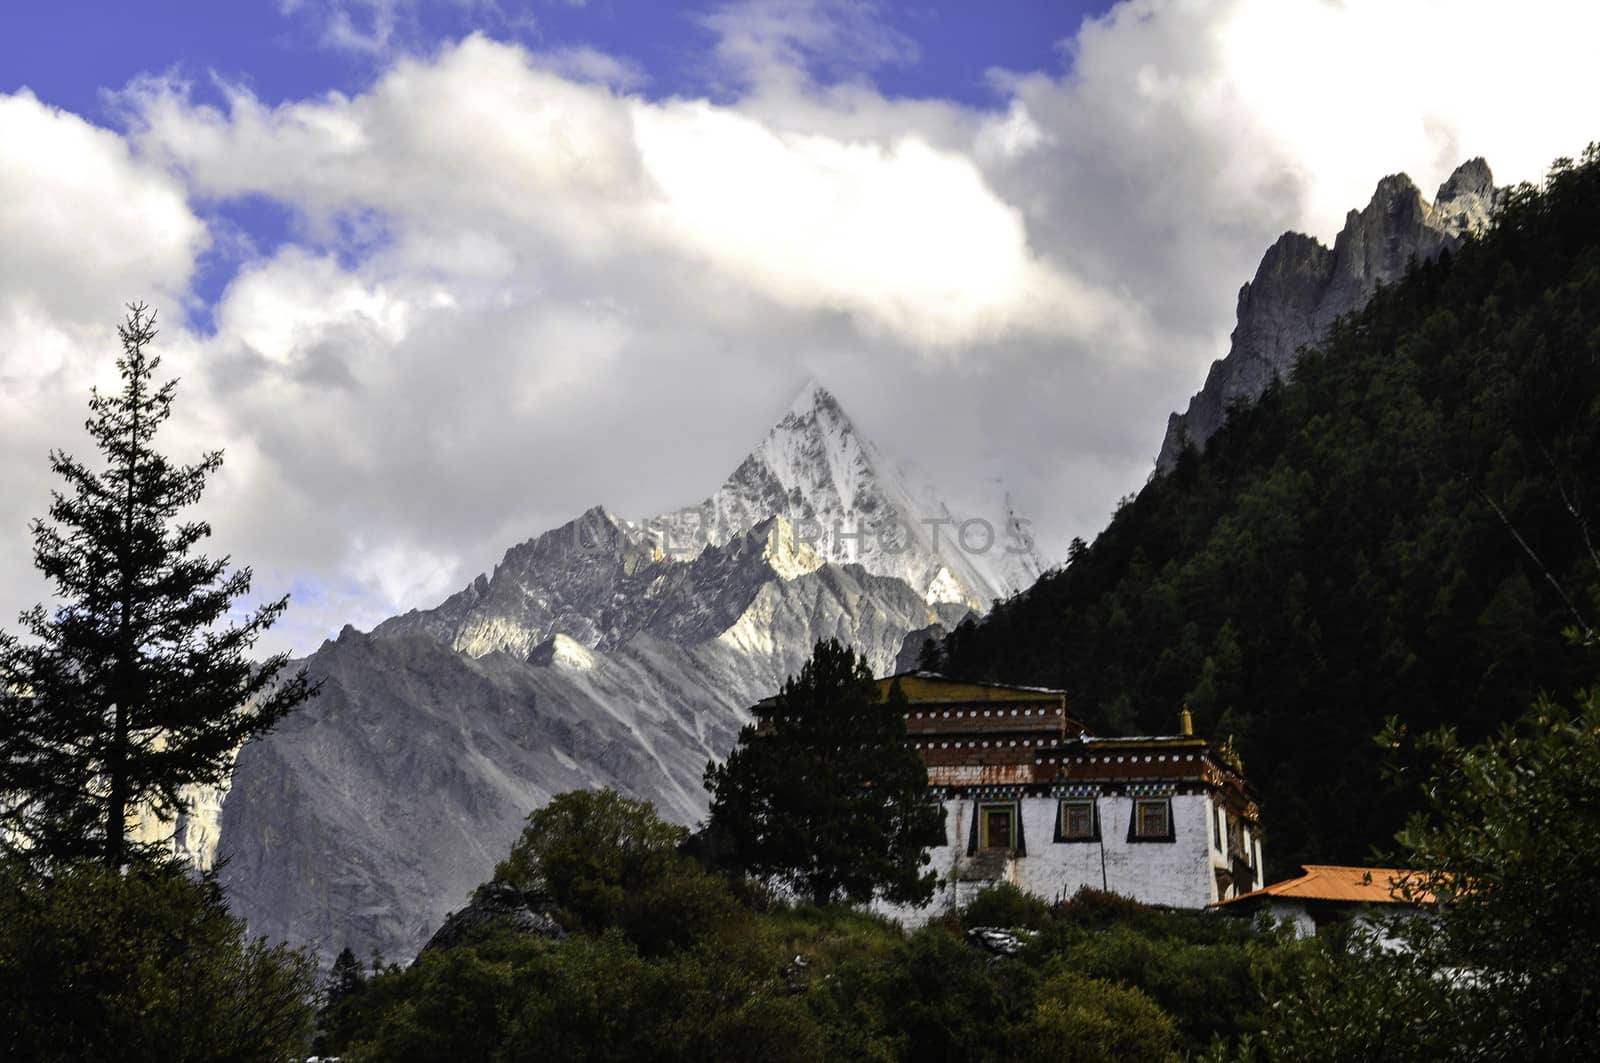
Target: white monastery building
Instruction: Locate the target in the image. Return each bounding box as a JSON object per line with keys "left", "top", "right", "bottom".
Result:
{"left": 880, "top": 673, "right": 1264, "bottom": 912}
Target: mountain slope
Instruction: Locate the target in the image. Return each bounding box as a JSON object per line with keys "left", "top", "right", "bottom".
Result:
{"left": 214, "top": 391, "right": 996, "bottom": 965}
{"left": 1156, "top": 159, "right": 1504, "bottom": 472}
{"left": 221, "top": 550, "right": 959, "bottom": 964}
{"left": 941, "top": 147, "right": 1600, "bottom": 876}
{"left": 373, "top": 511, "right": 826, "bottom": 659}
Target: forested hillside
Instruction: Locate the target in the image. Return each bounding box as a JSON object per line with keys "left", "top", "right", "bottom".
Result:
{"left": 939, "top": 147, "right": 1600, "bottom": 875}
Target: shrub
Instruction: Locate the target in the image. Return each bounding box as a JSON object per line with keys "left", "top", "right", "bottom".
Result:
{"left": 618, "top": 861, "right": 741, "bottom": 956}
{"left": 495, "top": 788, "right": 687, "bottom": 931}
{"left": 1011, "top": 970, "right": 1180, "bottom": 1063}
{"left": 0, "top": 857, "right": 315, "bottom": 1063}
{"left": 961, "top": 881, "right": 1052, "bottom": 930}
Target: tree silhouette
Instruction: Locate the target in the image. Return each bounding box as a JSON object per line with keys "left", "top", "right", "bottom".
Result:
{"left": 705, "top": 638, "right": 944, "bottom": 906}
{"left": 0, "top": 304, "right": 316, "bottom": 867}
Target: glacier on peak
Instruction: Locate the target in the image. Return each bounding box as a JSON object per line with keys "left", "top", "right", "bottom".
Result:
{"left": 642, "top": 380, "right": 1047, "bottom": 612}
{"left": 375, "top": 382, "right": 1048, "bottom": 660}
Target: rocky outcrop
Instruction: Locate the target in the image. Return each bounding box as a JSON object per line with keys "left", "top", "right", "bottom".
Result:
{"left": 1156, "top": 159, "right": 1504, "bottom": 473}
{"left": 893, "top": 620, "right": 967, "bottom": 674}
{"left": 418, "top": 881, "right": 565, "bottom": 956}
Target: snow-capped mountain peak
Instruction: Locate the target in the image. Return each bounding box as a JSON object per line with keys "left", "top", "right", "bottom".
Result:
{"left": 645, "top": 380, "right": 1046, "bottom": 608}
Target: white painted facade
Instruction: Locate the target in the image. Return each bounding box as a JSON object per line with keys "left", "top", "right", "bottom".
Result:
{"left": 866, "top": 674, "right": 1264, "bottom": 921}
{"left": 1250, "top": 899, "right": 1417, "bottom": 949}
{"left": 913, "top": 791, "right": 1263, "bottom": 914}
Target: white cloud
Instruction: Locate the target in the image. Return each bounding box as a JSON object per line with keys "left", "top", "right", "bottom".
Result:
{"left": 128, "top": 35, "right": 1128, "bottom": 351}
{"left": 0, "top": 91, "right": 209, "bottom": 623}
{"left": 4, "top": 0, "right": 1600, "bottom": 658}
{"left": 279, "top": 0, "right": 518, "bottom": 57}
{"left": 698, "top": 0, "right": 920, "bottom": 90}
{"left": 528, "top": 45, "right": 649, "bottom": 90}
{"left": 0, "top": 92, "right": 204, "bottom": 381}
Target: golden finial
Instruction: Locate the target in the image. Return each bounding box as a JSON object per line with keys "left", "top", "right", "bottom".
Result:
{"left": 1179, "top": 705, "right": 1194, "bottom": 737}
{"left": 1218, "top": 734, "right": 1243, "bottom": 775}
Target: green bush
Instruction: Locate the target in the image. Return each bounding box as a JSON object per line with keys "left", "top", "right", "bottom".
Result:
{"left": 336, "top": 791, "right": 1334, "bottom": 1062}
{"left": 495, "top": 788, "right": 688, "bottom": 931}
{"left": 874, "top": 925, "right": 1040, "bottom": 1063}
{"left": 0, "top": 857, "right": 315, "bottom": 1063}
{"left": 618, "top": 860, "right": 741, "bottom": 956}
{"left": 1011, "top": 970, "right": 1180, "bottom": 1063}
{"left": 961, "top": 881, "right": 1052, "bottom": 930}
{"left": 342, "top": 930, "right": 552, "bottom": 1062}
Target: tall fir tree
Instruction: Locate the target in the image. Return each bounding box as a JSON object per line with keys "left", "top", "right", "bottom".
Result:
{"left": 0, "top": 304, "right": 315, "bottom": 868}
{"left": 705, "top": 638, "right": 945, "bottom": 906}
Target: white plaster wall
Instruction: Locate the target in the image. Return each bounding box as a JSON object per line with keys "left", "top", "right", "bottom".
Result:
{"left": 1205, "top": 798, "right": 1266, "bottom": 899}
{"left": 1012, "top": 797, "right": 1106, "bottom": 904}
{"left": 1264, "top": 899, "right": 1318, "bottom": 938}
{"left": 1094, "top": 794, "right": 1217, "bottom": 909}
{"left": 896, "top": 792, "right": 1228, "bottom": 916}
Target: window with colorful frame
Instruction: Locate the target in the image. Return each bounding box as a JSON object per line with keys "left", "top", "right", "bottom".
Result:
{"left": 965, "top": 800, "right": 1028, "bottom": 856}
{"left": 1129, "top": 797, "right": 1175, "bottom": 842}
{"left": 978, "top": 802, "right": 1018, "bottom": 851}
{"left": 1055, "top": 799, "right": 1098, "bottom": 842}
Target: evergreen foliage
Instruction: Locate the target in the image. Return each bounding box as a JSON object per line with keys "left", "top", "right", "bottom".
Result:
{"left": 495, "top": 787, "right": 695, "bottom": 933}
{"left": 1209, "top": 680, "right": 1600, "bottom": 1061}
{"left": 0, "top": 305, "right": 315, "bottom": 867}
{"left": 0, "top": 856, "right": 315, "bottom": 1063}
{"left": 324, "top": 796, "right": 1270, "bottom": 1063}
{"left": 326, "top": 945, "right": 368, "bottom": 1009}
{"left": 1388, "top": 685, "right": 1600, "bottom": 1058}
{"left": 704, "top": 638, "right": 946, "bottom": 906}
{"left": 941, "top": 147, "right": 1600, "bottom": 872}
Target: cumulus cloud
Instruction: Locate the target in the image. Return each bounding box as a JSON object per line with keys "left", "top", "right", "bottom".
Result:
{"left": 0, "top": 92, "right": 204, "bottom": 375}
{"left": 3, "top": 0, "right": 1599, "bottom": 658}
{"left": 0, "top": 91, "right": 208, "bottom": 625}
{"left": 127, "top": 36, "right": 1130, "bottom": 351}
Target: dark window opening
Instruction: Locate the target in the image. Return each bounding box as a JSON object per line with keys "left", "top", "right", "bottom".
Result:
{"left": 1057, "top": 800, "right": 1097, "bottom": 842}
{"left": 1129, "top": 797, "right": 1175, "bottom": 843}
{"left": 982, "top": 806, "right": 1014, "bottom": 850}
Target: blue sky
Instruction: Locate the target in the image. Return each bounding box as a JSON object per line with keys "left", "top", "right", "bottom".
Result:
{"left": 4, "top": 0, "right": 1598, "bottom": 655}
{"left": 4, "top": 2, "right": 1099, "bottom": 115}
{"left": 3, "top": 1, "right": 1104, "bottom": 329}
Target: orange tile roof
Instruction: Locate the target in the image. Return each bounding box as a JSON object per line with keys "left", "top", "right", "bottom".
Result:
{"left": 1218, "top": 865, "right": 1430, "bottom": 907}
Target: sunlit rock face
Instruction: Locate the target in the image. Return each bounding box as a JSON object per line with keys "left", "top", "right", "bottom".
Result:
{"left": 206, "top": 386, "right": 1008, "bottom": 966}
{"left": 648, "top": 382, "right": 1047, "bottom": 611}
{"left": 1156, "top": 158, "right": 1505, "bottom": 474}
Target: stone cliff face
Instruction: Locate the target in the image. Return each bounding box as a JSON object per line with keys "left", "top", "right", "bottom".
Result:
{"left": 211, "top": 388, "right": 1011, "bottom": 966}
{"left": 374, "top": 511, "right": 825, "bottom": 660}
{"left": 1156, "top": 159, "right": 1503, "bottom": 473}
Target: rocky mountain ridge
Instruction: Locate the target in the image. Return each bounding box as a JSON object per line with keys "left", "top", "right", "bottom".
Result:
{"left": 374, "top": 384, "right": 1045, "bottom": 661}
{"left": 650, "top": 381, "right": 1046, "bottom": 610}
{"left": 1156, "top": 158, "right": 1504, "bottom": 473}
{"left": 207, "top": 386, "right": 1014, "bottom": 966}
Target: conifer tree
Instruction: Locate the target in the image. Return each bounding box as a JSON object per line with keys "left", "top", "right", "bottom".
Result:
{"left": 325, "top": 947, "right": 367, "bottom": 1009}
{"left": 705, "top": 638, "right": 945, "bottom": 906}
{"left": 0, "top": 304, "right": 315, "bottom": 868}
